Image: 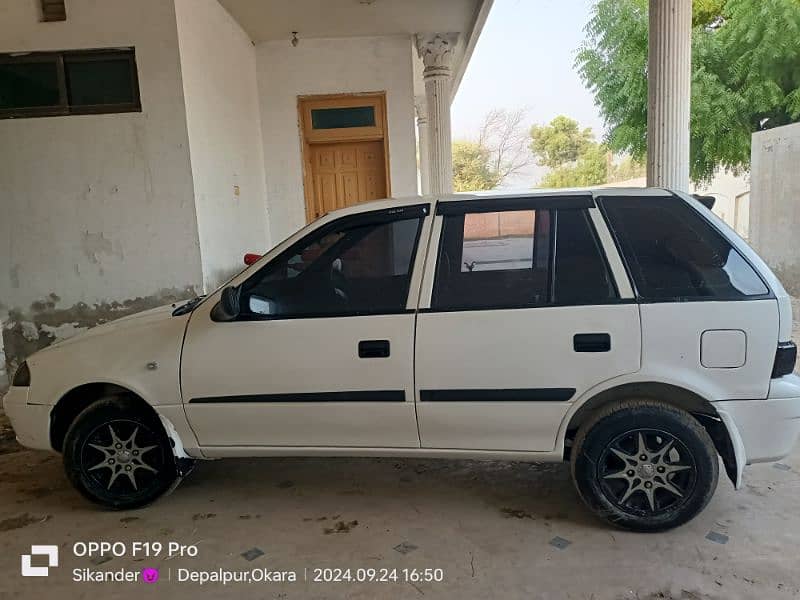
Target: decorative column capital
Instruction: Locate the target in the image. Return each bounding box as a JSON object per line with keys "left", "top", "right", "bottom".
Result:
{"left": 415, "top": 33, "right": 459, "bottom": 77}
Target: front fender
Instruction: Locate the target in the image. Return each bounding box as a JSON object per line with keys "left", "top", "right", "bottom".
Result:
{"left": 26, "top": 309, "right": 189, "bottom": 409}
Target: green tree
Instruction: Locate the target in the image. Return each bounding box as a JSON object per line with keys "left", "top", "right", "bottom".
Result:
{"left": 531, "top": 115, "right": 614, "bottom": 187}
{"left": 576, "top": 0, "right": 800, "bottom": 183}
{"left": 610, "top": 155, "right": 646, "bottom": 182}
{"left": 529, "top": 115, "right": 595, "bottom": 169}
{"left": 452, "top": 141, "right": 501, "bottom": 192}
{"left": 540, "top": 143, "right": 610, "bottom": 188}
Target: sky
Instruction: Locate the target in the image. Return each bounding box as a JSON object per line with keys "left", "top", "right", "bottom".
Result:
{"left": 451, "top": 0, "right": 606, "bottom": 185}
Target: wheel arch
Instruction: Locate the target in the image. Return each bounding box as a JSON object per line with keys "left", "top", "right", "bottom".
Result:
{"left": 562, "top": 381, "right": 740, "bottom": 487}
{"left": 49, "top": 382, "right": 161, "bottom": 453}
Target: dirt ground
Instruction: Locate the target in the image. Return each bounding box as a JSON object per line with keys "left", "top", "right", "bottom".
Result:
{"left": 1, "top": 439, "right": 800, "bottom": 600}
{"left": 0, "top": 302, "right": 798, "bottom": 600}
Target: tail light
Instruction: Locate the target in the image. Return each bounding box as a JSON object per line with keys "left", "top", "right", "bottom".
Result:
{"left": 772, "top": 341, "right": 797, "bottom": 378}
{"left": 243, "top": 253, "right": 262, "bottom": 266}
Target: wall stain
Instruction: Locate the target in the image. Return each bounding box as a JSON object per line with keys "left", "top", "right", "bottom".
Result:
{"left": 81, "top": 231, "right": 124, "bottom": 265}
{"left": 9, "top": 265, "right": 20, "bottom": 289}
{"left": 2, "top": 286, "right": 197, "bottom": 376}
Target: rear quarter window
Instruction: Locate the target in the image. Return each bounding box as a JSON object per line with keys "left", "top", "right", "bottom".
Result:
{"left": 600, "top": 196, "right": 769, "bottom": 301}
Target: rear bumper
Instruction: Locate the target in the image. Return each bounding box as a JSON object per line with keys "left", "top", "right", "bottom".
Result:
{"left": 2, "top": 387, "right": 53, "bottom": 451}
{"left": 716, "top": 374, "right": 800, "bottom": 467}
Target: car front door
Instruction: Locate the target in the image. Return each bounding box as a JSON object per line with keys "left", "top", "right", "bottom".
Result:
{"left": 181, "top": 204, "right": 430, "bottom": 449}
{"left": 414, "top": 196, "right": 641, "bottom": 452}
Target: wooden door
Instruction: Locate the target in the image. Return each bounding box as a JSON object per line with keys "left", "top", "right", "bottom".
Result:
{"left": 299, "top": 93, "right": 391, "bottom": 222}
{"left": 309, "top": 140, "right": 387, "bottom": 218}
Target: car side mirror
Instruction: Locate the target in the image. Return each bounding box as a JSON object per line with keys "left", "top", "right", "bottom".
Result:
{"left": 213, "top": 285, "right": 242, "bottom": 321}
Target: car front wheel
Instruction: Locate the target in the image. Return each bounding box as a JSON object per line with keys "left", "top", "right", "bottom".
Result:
{"left": 63, "top": 397, "right": 178, "bottom": 509}
{"left": 571, "top": 399, "right": 718, "bottom": 532}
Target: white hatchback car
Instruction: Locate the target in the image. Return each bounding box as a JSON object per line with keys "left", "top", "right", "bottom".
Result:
{"left": 4, "top": 189, "right": 799, "bottom": 531}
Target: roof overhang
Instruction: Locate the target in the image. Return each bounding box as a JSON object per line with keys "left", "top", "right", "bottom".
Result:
{"left": 216, "top": 0, "right": 493, "bottom": 101}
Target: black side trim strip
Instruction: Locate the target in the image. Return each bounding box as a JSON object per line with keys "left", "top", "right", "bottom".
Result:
{"left": 436, "top": 194, "right": 594, "bottom": 215}
{"left": 190, "top": 391, "right": 405, "bottom": 403}
{"left": 419, "top": 388, "right": 576, "bottom": 402}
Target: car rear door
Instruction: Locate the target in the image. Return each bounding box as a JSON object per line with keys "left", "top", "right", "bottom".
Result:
{"left": 414, "top": 195, "right": 641, "bottom": 452}
{"left": 181, "top": 204, "right": 431, "bottom": 449}
{"left": 598, "top": 194, "right": 779, "bottom": 400}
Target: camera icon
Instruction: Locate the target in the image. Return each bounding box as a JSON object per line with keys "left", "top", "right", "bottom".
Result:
{"left": 21, "top": 545, "right": 59, "bottom": 577}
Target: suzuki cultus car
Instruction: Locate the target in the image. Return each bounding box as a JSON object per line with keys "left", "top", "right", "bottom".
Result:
{"left": 5, "top": 188, "right": 798, "bottom": 531}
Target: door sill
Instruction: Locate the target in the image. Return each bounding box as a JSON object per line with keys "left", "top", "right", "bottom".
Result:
{"left": 198, "top": 445, "right": 562, "bottom": 462}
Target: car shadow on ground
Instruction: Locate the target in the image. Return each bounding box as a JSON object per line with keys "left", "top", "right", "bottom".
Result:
{"left": 182, "top": 454, "right": 604, "bottom": 528}
{"left": 0, "top": 437, "right": 603, "bottom": 532}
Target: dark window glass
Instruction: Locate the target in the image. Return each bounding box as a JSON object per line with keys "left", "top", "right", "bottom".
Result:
{"left": 65, "top": 57, "right": 136, "bottom": 106}
{"left": 311, "top": 106, "right": 376, "bottom": 129}
{"left": 242, "top": 215, "right": 422, "bottom": 318}
{"left": 0, "top": 49, "right": 139, "bottom": 119}
{"left": 433, "top": 209, "right": 551, "bottom": 310}
{"left": 602, "top": 196, "right": 769, "bottom": 300}
{"left": 0, "top": 60, "right": 60, "bottom": 110}
{"left": 554, "top": 209, "right": 617, "bottom": 304}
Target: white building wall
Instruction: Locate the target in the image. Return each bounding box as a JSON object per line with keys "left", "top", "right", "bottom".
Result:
{"left": 175, "top": 0, "right": 271, "bottom": 291}
{"left": 0, "top": 0, "right": 202, "bottom": 371}
{"left": 255, "top": 36, "right": 418, "bottom": 240}
{"left": 750, "top": 123, "right": 800, "bottom": 295}
{"left": 693, "top": 170, "right": 751, "bottom": 238}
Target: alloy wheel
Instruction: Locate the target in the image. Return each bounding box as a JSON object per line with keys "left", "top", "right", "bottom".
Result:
{"left": 597, "top": 428, "right": 697, "bottom": 516}
{"left": 81, "top": 420, "right": 164, "bottom": 492}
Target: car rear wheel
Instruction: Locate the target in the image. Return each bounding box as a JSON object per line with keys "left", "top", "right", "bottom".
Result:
{"left": 571, "top": 399, "right": 718, "bottom": 532}
{"left": 63, "top": 397, "right": 177, "bottom": 509}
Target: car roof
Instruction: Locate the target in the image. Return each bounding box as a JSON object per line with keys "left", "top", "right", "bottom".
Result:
{"left": 436, "top": 187, "right": 674, "bottom": 202}
{"left": 318, "top": 187, "right": 675, "bottom": 220}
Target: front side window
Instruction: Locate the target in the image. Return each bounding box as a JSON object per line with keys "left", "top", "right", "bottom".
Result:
{"left": 601, "top": 196, "right": 769, "bottom": 301}
{"left": 240, "top": 211, "right": 423, "bottom": 318}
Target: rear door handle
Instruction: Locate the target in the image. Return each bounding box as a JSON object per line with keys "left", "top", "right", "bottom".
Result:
{"left": 574, "top": 333, "right": 611, "bottom": 353}
{"left": 358, "top": 340, "right": 390, "bottom": 358}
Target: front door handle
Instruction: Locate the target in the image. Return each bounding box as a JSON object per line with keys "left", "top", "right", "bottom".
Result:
{"left": 574, "top": 333, "right": 611, "bottom": 353}
{"left": 358, "top": 339, "right": 390, "bottom": 358}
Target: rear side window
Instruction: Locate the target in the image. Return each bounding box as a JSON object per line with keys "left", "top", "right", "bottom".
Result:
{"left": 601, "top": 196, "right": 769, "bottom": 301}
{"left": 432, "top": 206, "right": 617, "bottom": 310}
{"left": 433, "top": 209, "right": 550, "bottom": 310}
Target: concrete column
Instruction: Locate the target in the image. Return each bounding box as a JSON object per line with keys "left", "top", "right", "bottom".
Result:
{"left": 647, "top": 0, "right": 692, "bottom": 192}
{"left": 415, "top": 96, "right": 431, "bottom": 195}
{"left": 416, "top": 33, "right": 459, "bottom": 195}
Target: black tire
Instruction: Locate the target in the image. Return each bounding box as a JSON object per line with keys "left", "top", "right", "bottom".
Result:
{"left": 571, "top": 399, "right": 718, "bottom": 532}
{"left": 63, "top": 396, "right": 177, "bottom": 509}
